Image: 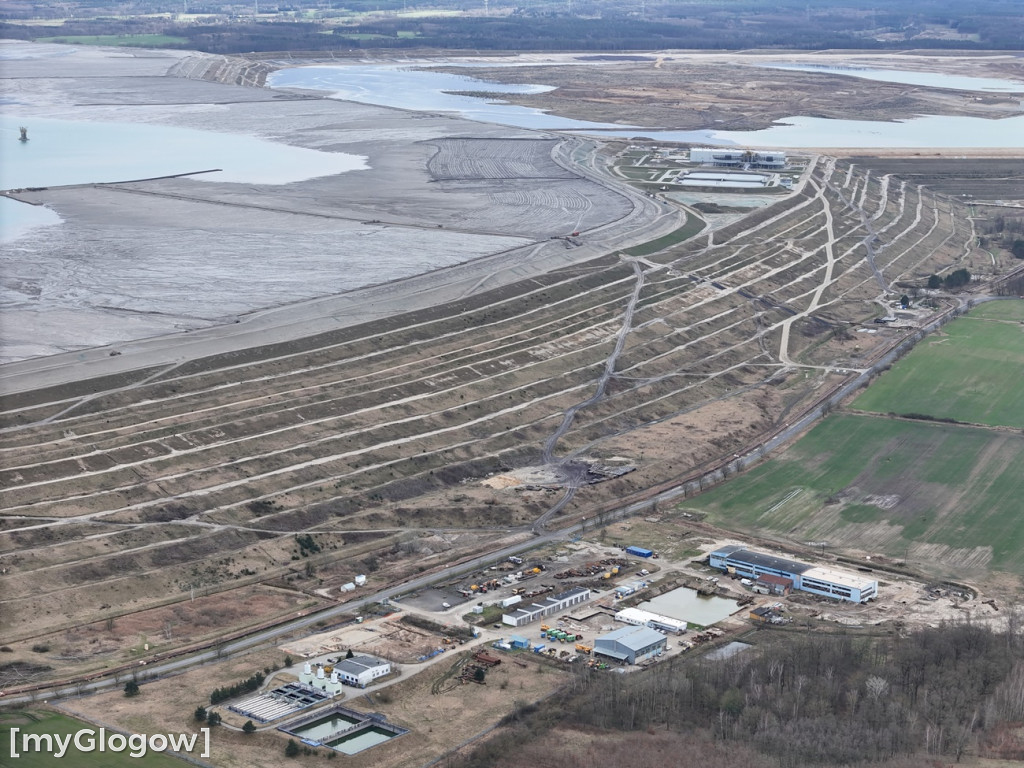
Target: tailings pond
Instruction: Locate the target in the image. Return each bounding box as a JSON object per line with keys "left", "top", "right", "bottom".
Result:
{"left": 0, "top": 115, "right": 366, "bottom": 243}
{"left": 758, "top": 63, "right": 1024, "bottom": 93}
{"left": 269, "top": 62, "right": 1024, "bottom": 149}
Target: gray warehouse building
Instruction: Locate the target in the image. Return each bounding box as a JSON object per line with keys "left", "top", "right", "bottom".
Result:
{"left": 502, "top": 587, "right": 591, "bottom": 627}
{"left": 594, "top": 625, "right": 667, "bottom": 665}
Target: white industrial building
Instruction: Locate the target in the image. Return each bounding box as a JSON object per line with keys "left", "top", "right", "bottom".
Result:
{"left": 502, "top": 587, "right": 591, "bottom": 627}
{"left": 615, "top": 607, "right": 688, "bottom": 635}
{"left": 709, "top": 545, "right": 877, "bottom": 603}
{"left": 690, "top": 147, "right": 787, "bottom": 169}
{"left": 680, "top": 171, "right": 774, "bottom": 188}
{"left": 594, "top": 625, "right": 667, "bottom": 665}
{"left": 800, "top": 565, "right": 878, "bottom": 603}
{"left": 299, "top": 655, "right": 391, "bottom": 692}
{"left": 334, "top": 655, "right": 391, "bottom": 688}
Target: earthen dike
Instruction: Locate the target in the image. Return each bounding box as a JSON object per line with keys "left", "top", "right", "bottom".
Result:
{"left": 0, "top": 51, "right": 1016, "bottom": 687}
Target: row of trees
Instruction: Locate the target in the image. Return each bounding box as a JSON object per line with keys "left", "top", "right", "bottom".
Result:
{"left": 209, "top": 671, "right": 264, "bottom": 704}
{"left": 5, "top": 0, "right": 1024, "bottom": 53}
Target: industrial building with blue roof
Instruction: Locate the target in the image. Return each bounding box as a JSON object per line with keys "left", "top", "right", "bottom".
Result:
{"left": 709, "top": 545, "right": 877, "bottom": 603}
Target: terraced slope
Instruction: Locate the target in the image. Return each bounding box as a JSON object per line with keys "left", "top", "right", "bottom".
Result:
{"left": 0, "top": 156, "right": 987, "bottom": 664}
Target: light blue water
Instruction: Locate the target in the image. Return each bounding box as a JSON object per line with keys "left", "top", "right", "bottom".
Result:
{"left": 0, "top": 115, "right": 367, "bottom": 242}
{"left": 0, "top": 199, "right": 60, "bottom": 241}
{"left": 638, "top": 587, "right": 740, "bottom": 627}
{"left": 290, "top": 714, "right": 361, "bottom": 741}
{"left": 618, "top": 113, "right": 1024, "bottom": 149}
{"left": 327, "top": 725, "right": 396, "bottom": 754}
{"left": 761, "top": 63, "right": 1024, "bottom": 93}
{"left": 0, "top": 115, "right": 366, "bottom": 190}
{"left": 269, "top": 64, "right": 637, "bottom": 132}
{"left": 269, "top": 63, "right": 1024, "bottom": 149}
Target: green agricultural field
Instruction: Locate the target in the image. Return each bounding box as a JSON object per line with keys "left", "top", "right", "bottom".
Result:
{"left": 34, "top": 34, "right": 189, "bottom": 46}
{"left": 685, "top": 413, "right": 1024, "bottom": 574}
{"left": 853, "top": 299, "right": 1024, "bottom": 427}
{"left": 0, "top": 711, "right": 193, "bottom": 767}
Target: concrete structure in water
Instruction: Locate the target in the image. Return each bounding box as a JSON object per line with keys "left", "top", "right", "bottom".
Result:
{"left": 279, "top": 704, "right": 408, "bottom": 753}
{"left": 709, "top": 545, "right": 877, "bottom": 603}
{"left": 594, "top": 625, "right": 667, "bottom": 665}
{"left": 230, "top": 682, "right": 330, "bottom": 723}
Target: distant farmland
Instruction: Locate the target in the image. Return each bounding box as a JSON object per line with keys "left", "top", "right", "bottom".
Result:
{"left": 853, "top": 299, "right": 1024, "bottom": 428}
{"left": 687, "top": 301, "right": 1024, "bottom": 577}
{"left": 686, "top": 413, "right": 1024, "bottom": 576}
{"left": 0, "top": 711, "right": 191, "bottom": 768}
{"left": 34, "top": 34, "right": 190, "bottom": 46}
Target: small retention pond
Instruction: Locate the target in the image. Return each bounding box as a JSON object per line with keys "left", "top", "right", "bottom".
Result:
{"left": 287, "top": 713, "right": 361, "bottom": 742}
{"left": 326, "top": 725, "right": 399, "bottom": 755}
{"left": 281, "top": 705, "right": 408, "bottom": 755}
{"left": 638, "top": 586, "right": 741, "bottom": 628}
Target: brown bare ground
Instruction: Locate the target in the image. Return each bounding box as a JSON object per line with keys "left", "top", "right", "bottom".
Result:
{"left": 3, "top": 51, "right": 1023, "bottom": 686}
{"left": 431, "top": 52, "right": 1024, "bottom": 133}
{"left": 61, "top": 646, "right": 567, "bottom": 768}
{"left": 7, "top": 586, "right": 320, "bottom": 670}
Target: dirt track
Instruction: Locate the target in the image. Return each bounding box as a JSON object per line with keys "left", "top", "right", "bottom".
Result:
{"left": 2, "top": 148, "right": 1002, "bottom": 666}
{"left": 3, "top": 44, "right": 1023, "bottom": 679}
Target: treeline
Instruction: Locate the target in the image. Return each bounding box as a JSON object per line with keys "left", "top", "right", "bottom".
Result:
{"left": 209, "top": 671, "right": 264, "bottom": 704}
{"left": 976, "top": 216, "right": 1024, "bottom": 260}
{"left": 458, "top": 620, "right": 1024, "bottom": 767}
{"left": 927, "top": 268, "right": 971, "bottom": 290}
{"left": 170, "top": 15, "right": 1023, "bottom": 54}
{"left": 5, "top": 0, "right": 1024, "bottom": 53}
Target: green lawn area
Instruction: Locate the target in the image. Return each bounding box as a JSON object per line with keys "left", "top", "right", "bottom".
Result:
{"left": 0, "top": 711, "right": 194, "bottom": 767}
{"left": 685, "top": 413, "right": 1024, "bottom": 573}
{"left": 34, "top": 34, "right": 189, "bottom": 46}
{"left": 853, "top": 300, "right": 1024, "bottom": 427}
